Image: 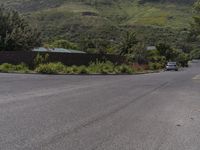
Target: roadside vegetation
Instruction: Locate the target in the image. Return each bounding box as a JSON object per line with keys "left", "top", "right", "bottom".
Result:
{"left": 0, "top": 63, "right": 30, "bottom": 73}
{"left": 0, "top": 61, "right": 144, "bottom": 75}
{"left": 34, "top": 62, "right": 136, "bottom": 74}
{"left": 0, "top": 54, "right": 157, "bottom": 74}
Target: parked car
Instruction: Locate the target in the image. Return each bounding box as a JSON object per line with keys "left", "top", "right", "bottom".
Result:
{"left": 192, "top": 59, "right": 199, "bottom": 63}
{"left": 165, "top": 62, "right": 178, "bottom": 71}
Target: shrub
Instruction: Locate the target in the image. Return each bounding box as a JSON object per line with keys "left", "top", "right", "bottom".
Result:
{"left": 64, "top": 67, "right": 73, "bottom": 74}
{"left": 147, "top": 49, "right": 167, "bottom": 66}
{"left": 177, "top": 53, "right": 189, "bottom": 67}
{"left": 100, "top": 63, "right": 115, "bottom": 74}
{"left": 34, "top": 53, "right": 49, "bottom": 67}
{"left": 0, "top": 63, "right": 14, "bottom": 72}
{"left": 78, "top": 66, "right": 90, "bottom": 74}
{"left": 148, "top": 62, "right": 163, "bottom": 70}
{"left": 115, "top": 64, "right": 134, "bottom": 74}
{"left": 64, "top": 65, "right": 90, "bottom": 74}
{"left": 132, "top": 63, "right": 145, "bottom": 72}
{"left": 88, "top": 61, "right": 115, "bottom": 74}
{"left": 14, "top": 63, "right": 30, "bottom": 73}
{"left": 88, "top": 61, "right": 135, "bottom": 74}
{"left": 190, "top": 49, "right": 200, "bottom": 59}
{"left": 0, "top": 63, "right": 29, "bottom": 73}
{"left": 35, "top": 62, "right": 65, "bottom": 74}
{"left": 140, "top": 64, "right": 149, "bottom": 70}
{"left": 71, "top": 66, "right": 79, "bottom": 74}
{"left": 87, "top": 62, "right": 101, "bottom": 73}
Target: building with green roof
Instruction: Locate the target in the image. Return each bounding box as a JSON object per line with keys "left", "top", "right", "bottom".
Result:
{"left": 33, "top": 47, "right": 86, "bottom": 54}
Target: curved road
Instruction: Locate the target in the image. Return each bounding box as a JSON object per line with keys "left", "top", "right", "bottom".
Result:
{"left": 0, "top": 62, "right": 200, "bottom": 150}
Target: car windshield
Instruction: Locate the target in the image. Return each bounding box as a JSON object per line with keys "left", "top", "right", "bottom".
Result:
{"left": 168, "top": 65, "right": 175, "bottom": 67}
{"left": 167, "top": 62, "right": 176, "bottom": 65}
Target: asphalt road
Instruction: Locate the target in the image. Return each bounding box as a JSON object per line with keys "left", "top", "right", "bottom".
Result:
{"left": 0, "top": 62, "right": 200, "bottom": 150}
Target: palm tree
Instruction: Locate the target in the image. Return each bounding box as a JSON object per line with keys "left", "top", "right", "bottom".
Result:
{"left": 119, "top": 31, "right": 138, "bottom": 56}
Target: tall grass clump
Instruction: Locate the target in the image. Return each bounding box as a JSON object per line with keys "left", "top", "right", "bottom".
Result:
{"left": 35, "top": 62, "right": 65, "bottom": 74}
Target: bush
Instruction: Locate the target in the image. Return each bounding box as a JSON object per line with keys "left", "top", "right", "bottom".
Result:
{"left": 34, "top": 53, "right": 49, "bottom": 67}
{"left": 1, "top": 60, "right": 135, "bottom": 75}
{"left": 115, "top": 64, "right": 134, "bottom": 74}
{"left": 177, "top": 53, "right": 189, "bottom": 67}
{"left": 35, "top": 62, "right": 65, "bottom": 74}
{"left": 100, "top": 63, "right": 115, "bottom": 74}
{"left": 0, "top": 61, "right": 145, "bottom": 75}
{"left": 64, "top": 67, "right": 73, "bottom": 74}
{"left": 0, "top": 63, "right": 29, "bottom": 73}
{"left": 88, "top": 61, "right": 115, "bottom": 74}
{"left": 148, "top": 62, "right": 163, "bottom": 70}
{"left": 147, "top": 50, "right": 166, "bottom": 66}
{"left": 0, "top": 63, "right": 14, "bottom": 72}
{"left": 78, "top": 66, "right": 90, "bottom": 74}
{"left": 64, "top": 65, "right": 90, "bottom": 74}
{"left": 190, "top": 49, "right": 200, "bottom": 59}
{"left": 132, "top": 63, "right": 145, "bottom": 72}
{"left": 14, "top": 63, "right": 30, "bottom": 73}
{"left": 71, "top": 66, "right": 80, "bottom": 74}
{"left": 88, "top": 61, "right": 135, "bottom": 74}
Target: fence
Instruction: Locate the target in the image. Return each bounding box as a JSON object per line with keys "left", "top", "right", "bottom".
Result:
{"left": 0, "top": 51, "right": 125, "bottom": 67}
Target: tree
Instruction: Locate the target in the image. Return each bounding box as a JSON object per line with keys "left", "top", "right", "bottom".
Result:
{"left": 177, "top": 53, "right": 189, "bottom": 67}
{"left": 93, "top": 38, "right": 110, "bottom": 54}
{"left": 133, "top": 43, "right": 148, "bottom": 64}
{"left": 156, "top": 43, "right": 178, "bottom": 61}
{"left": 188, "top": 0, "right": 200, "bottom": 58}
{"left": 46, "top": 39, "right": 78, "bottom": 50}
{"left": 79, "top": 36, "right": 95, "bottom": 53}
{"left": 190, "top": 49, "right": 200, "bottom": 59}
{"left": 0, "top": 5, "right": 41, "bottom": 51}
{"left": 119, "top": 31, "right": 138, "bottom": 56}
{"left": 190, "top": 1, "right": 200, "bottom": 40}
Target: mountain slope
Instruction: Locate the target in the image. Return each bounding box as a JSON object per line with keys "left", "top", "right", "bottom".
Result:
{"left": 0, "top": 0, "right": 194, "bottom": 42}
{"left": 1, "top": 0, "right": 194, "bottom": 26}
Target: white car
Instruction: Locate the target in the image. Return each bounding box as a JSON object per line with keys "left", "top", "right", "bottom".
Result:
{"left": 192, "top": 59, "right": 199, "bottom": 63}
{"left": 165, "top": 62, "right": 178, "bottom": 71}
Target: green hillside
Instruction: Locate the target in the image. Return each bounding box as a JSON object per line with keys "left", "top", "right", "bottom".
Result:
{"left": 0, "top": 0, "right": 195, "bottom": 46}
{"left": 1, "top": 0, "right": 193, "bottom": 27}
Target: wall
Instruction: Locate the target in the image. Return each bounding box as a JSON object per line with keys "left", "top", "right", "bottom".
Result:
{"left": 0, "top": 51, "right": 125, "bottom": 67}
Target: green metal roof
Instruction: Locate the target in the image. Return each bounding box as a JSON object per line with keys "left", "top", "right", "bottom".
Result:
{"left": 33, "top": 47, "right": 86, "bottom": 54}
